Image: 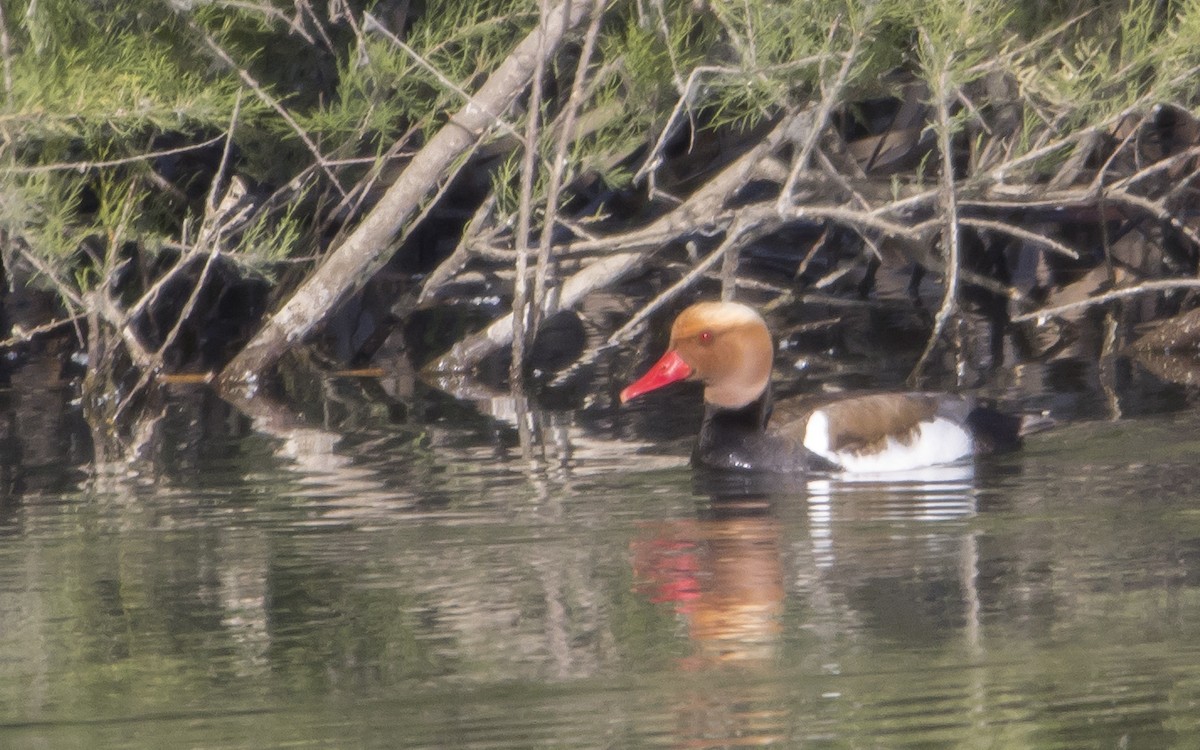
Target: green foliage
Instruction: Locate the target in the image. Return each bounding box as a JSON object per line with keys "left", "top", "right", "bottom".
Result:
{"left": 231, "top": 193, "right": 309, "bottom": 271}
{"left": 0, "top": 174, "right": 86, "bottom": 263}
{"left": 296, "top": 0, "right": 530, "bottom": 153}
{"left": 8, "top": 2, "right": 243, "bottom": 140}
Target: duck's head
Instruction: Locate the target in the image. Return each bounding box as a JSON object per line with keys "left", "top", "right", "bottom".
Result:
{"left": 620, "top": 301, "right": 773, "bottom": 409}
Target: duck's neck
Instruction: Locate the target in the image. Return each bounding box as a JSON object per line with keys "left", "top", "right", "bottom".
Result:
{"left": 694, "top": 385, "right": 778, "bottom": 471}
{"left": 702, "top": 384, "right": 773, "bottom": 435}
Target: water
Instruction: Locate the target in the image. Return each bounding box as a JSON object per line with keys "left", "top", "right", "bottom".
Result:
{"left": 3, "top": 355, "right": 1200, "bottom": 748}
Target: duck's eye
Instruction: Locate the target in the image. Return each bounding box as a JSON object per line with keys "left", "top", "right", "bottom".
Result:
{"left": 698, "top": 330, "right": 714, "bottom": 345}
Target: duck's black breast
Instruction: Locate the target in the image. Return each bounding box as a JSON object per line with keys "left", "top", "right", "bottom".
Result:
{"left": 693, "top": 390, "right": 834, "bottom": 473}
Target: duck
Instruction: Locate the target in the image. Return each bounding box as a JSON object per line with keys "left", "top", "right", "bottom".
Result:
{"left": 620, "top": 300, "right": 1023, "bottom": 473}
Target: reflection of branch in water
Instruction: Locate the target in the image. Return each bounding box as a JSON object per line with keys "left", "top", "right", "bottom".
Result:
{"left": 219, "top": 388, "right": 406, "bottom": 517}
{"left": 424, "top": 370, "right": 685, "bottom": 477}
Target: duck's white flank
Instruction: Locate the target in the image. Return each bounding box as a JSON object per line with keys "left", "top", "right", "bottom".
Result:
{"left": 802, "top": 409, "right": 974, "bottom": 473}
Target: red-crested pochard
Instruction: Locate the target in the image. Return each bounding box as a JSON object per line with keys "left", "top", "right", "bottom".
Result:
{"left": 620, "top": 301, "right": 1021, "bottom": 473}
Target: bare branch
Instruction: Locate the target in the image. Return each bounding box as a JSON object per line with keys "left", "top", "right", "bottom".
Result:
{"left": 608, "top": 212, "right": 781, "bottom": 347}
{"left": 955, "top": 217, "right": 1080, "bottom": 260}
{"left": 1012, "top": 279, "right": 1200, "bottom": 323}
{"left": 510, "top": 0, "right": 550, "bottom": 386}
{"left": 910, "top": 30, "right": 963, "bottom": 384}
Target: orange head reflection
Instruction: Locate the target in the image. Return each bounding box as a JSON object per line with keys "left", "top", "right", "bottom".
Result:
{"left": 632, "top": 515, "right": 784, "bottom": 665}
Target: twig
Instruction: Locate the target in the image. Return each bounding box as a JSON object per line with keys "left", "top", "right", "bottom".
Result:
{"left": 0, "top": 314, "right": 84, "bottom": 348}
{"left": 1088, "top": 113, "right": 1142, "bottom": 193}
{"left": 607, "top": 213, "right": 780, "bottom": 347}
{"left": 510, "top": 0, "right": 551, "bottom": 388}
{"left": 954, "top": 217, "right": 1080, "bottom": 260}
{"left": 1105, "top": 187, "right": 1200, "bottom": 250}
{"left": 417, "top": 194, "right": 498, "bottom": 304}
{"left": 154, "top": 95, "right": 244, "bottom": 361}
{"left": 633, "top": 64, "right": 753, "bottom": 185}
{"left": 3, "top": 135, "right": 228, "bottom": 175}
{"left": 531, "top": 0, "right": 608, "bottom": 335}
{"left": 14, "top": 244, "right": 85, "bottom": 309}
{"left": 1012, "top": 279, "right": 1200, "bottom": 323}
{"left": 910, "top": 32, "right": 962, "bottom": 384}
{"left": 778, "top": 20, "right": 860, "bottom": 209}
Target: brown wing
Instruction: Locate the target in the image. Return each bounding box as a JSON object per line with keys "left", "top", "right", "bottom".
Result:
{"left": 773, "top": 393, "right": 945, "bottom": 455}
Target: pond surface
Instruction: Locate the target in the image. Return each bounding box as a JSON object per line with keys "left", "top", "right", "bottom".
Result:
{"left": 3, "top": 353, "right": 1200, "bottom": 748}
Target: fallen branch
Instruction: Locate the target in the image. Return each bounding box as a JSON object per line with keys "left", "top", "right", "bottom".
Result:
{"left": 220, "top": 0, "right": 599, "bottom": 390}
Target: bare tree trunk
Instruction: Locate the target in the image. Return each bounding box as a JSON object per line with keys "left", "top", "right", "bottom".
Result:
{"left": 218, "top": 0, "right": 596, "bottom": 393}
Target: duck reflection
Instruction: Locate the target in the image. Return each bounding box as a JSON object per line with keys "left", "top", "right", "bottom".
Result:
{"left": 632, "top": 465, "right": 986, "bottom": 746}
{"left": 685, "top": 508, "right": 784, "bottom": 665}
{"left": 632, "top": 499, "right": 784, "bottom": 667}
{"left": 634, "top": 465, "right": 981, "bottom": 663}
{"left": 631, "top": 475, "right": 789, "bottom": 747}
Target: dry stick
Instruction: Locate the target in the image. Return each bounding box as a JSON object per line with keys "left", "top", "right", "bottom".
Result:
{"left": 612, "top": 214, "right": 780, "bottom": 346}
{"left": 14, "top": 245, "right": 85, "bottom": 309}
{"left": 220, "top": 0, "right": 596, "bottom": 390}
{"left": 946, "top": 217, "right": 1080, "bottom": 260}
{"left": 92, "top": 182, "right": 159, "bottom": 373}
{"left": 123, "top": 99, "right": 246, "bottom": 329}
{"left": 1011, "top": 279, "right": 1200, "bottom": 323}
{"left": 719, "top": 231, "right": 739, "bottom": 300}
{"left": 1110, "top": 143, "right": 1200, "bottom": 193}
{"left": 425, "top": 110, "right": 810, "bottom": 374}
{"left": 113, "top": 239, "right": 223, "bottom": 423}
{"left": 780, "top": 203, "right": 922, "bottom": 240}
{"left": 909, "top": 44, "right": 961, "bottom": 385}
{"left": 1084, "top": 118, "right": 1135, "bottom": 287}
{"left": 0, "top": 314, "right": 84, "bottom": 348}
{"left": 1106, "top": 188, "right": 1200, "bottom": 250}
{"left": 417, "top": 195, "right": 498, "bottom": 304}
{"left": 142, "top": 93, "right": 245, "bottom": 360}
{"left": 987, "top": 80, "right": 1199, "bottom": 186}
{"left": 777, "top": 23, "right": 859, "bottom": 208}
{"left": 511, "top": 0, "right": 550, "bottom": 389}
{"left": 3, "top": 135, "right": 229, "bottom": 175}
{"left": 91, "top": 289, "right": 155, "bottom": 370}
{"left": 531, "top": 0, "right": 607, "bottom": 335}
{"left": 633, "top": 64, "right": 753, "bottom": 185}
{"left": 632, "top": 59, "right": 827, "bottom": 190}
